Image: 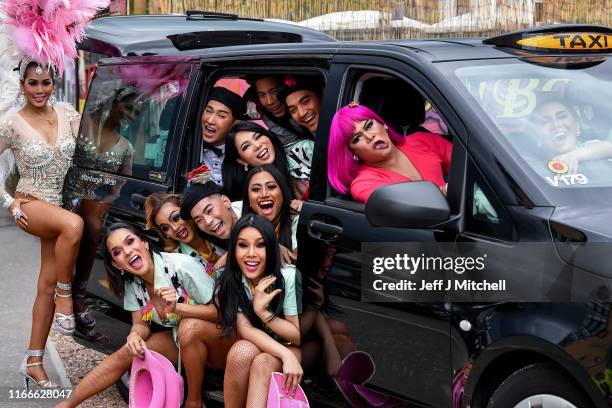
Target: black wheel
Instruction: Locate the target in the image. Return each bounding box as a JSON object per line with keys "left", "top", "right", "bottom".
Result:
{"left": 486, "top": 363, "right": 594, "bottom": 408}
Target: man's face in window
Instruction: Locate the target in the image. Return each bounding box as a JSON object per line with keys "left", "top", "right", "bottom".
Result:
{"left": 256, "top": 77, "right": 286, "bottom": 118}
{"left": 201, "top": 100, "right": 235, "bottom": 146}
{"left": 286, "top": 89, "right": 321, "bottom": 134}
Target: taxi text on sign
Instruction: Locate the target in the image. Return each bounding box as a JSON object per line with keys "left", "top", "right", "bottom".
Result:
{"left": 517, "top": 33, "right": 612, "bottom": 50}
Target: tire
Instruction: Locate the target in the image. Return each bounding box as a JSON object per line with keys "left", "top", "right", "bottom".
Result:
{"left": 486, "top": 362, "right": 594, "bottom": 408}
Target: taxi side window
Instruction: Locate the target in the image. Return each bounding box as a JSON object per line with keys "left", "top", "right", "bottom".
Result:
{"left": 328, "top": 70, "right": 453, "bottom": 202}
{"left": 357, "top": 74, "right": 450, "bottom": 137}
{"left": 75, "top": 64, "right": 191, "bottom": 181}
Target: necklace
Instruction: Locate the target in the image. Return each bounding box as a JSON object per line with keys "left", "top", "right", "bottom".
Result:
{"left": 20, "top": 107, "right": 57, "bottom": 144}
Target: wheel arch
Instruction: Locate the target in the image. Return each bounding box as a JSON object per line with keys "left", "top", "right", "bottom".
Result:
{"left": 462, "top": 335, "right": 607, "bottom": 408}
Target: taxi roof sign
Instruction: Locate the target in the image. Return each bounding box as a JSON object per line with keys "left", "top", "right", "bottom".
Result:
{"left": 484, "top": 24, "right": 612, "bottom": 53}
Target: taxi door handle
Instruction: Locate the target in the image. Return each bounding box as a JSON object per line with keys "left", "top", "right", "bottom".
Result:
{"left": 131, "top": 193, "right": 147, "bottom": 205}
{"left": 308, "top": 220, "right": 343, "bottom": 241}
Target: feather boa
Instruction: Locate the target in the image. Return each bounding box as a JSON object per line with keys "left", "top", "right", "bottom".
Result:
{"left": 118, "top": 61, "right": 191, "bottom": 102}
{"left": 0, "top": 24, "right": 20, "bottom": 186}
{"left": 0, "top": 24, "right": 21, "bottom": 118}
{"left": 0, "top": 0, "right": 109, "bottom": 75}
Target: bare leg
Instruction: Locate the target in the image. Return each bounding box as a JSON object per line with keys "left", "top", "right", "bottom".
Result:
{"left": 315, "top": 313, "right": 342, "bottom": 377}
{"left": 178, "top": 318, "right": 235, "bottom": 408}
{"left": 73, "top": 200, "right": 109, "bottom": 320}
{"left": 55, "top": 331, "right": 177, "bottom": 408}
{"left": 20, "top": 198, "right": 83, "bottom": 323}
{"left": 223, "top": 340, "right": 261, "bottom": 408}
{"left": 25, "top": 238, "right": 57, "bottom": 384}
{"left": 328, "top": 319, "right": 357, "bottom": 357}
{"left": 247, "top": 347, "right": 301, "bottom": 408}
{"left": 300, "top": 339, "right": 322, "bottom": 373}
{"left": 300, "top": 315, "right": 354, "bottom": 376}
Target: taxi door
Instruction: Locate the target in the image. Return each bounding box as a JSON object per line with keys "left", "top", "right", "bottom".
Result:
{"left": 63, "top": 59, "right": 198, "bottom": 328}
{"left": 297, "top": 54, "right": 465, "bottom": 407}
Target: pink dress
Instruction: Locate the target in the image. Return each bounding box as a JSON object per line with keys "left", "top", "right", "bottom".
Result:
{"left": 350, "top": 132, "right": 452, "bottom": 203}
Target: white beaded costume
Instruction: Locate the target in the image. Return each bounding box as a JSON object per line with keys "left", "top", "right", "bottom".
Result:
{"left": 0, "top": 103, "right": 80, "bottom": 206}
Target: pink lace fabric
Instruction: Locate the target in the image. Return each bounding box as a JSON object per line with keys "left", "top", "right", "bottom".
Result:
{"left": 0, "top": 103, "right": 80, "bottom": 206}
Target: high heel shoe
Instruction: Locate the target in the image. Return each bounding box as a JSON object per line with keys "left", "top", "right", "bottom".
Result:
{"left": 73, "top": 281, "right": 95, "bottom": 328}
{"left": 19, "top": 350, "right": 59, "bottom": 389}
{"left": 54, "top": 281, "right": 76, "bottom": 336}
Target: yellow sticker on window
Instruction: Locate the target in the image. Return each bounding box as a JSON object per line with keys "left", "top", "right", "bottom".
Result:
{"left": 547, "top": 159, "right": 569, "bottom": 175}
{"left": 517, "top": 33, "right": 612, "bottom": 50}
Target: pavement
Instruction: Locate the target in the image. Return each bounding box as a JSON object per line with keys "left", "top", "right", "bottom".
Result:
{"left": 0, "top": 213, "right": 72, "bottom": 407}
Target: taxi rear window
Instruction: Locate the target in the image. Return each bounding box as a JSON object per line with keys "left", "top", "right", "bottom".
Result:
{"left": 449, "top": 57, "right": 612, "bottom": 190}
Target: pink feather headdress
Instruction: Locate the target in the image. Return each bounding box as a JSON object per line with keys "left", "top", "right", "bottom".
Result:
{"left": 0, "top": 0, "right": 109, "bottom": 75}
{"left": 118, "top": 61, "right": 192, "bottom": 102}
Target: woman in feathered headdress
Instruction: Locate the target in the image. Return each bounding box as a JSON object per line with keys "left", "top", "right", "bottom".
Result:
{"left": 0, "top": 0, "right": 108, "bottom": 390}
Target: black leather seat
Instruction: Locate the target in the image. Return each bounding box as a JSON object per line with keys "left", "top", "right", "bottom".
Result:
{"left": 359, "top": 77, "right": 428, "bottom": 135}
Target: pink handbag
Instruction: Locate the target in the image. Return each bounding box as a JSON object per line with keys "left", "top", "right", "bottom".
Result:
{"left": 267, "top": 372, "right": 310, "bottom": 408}
{"left": 129, "top": 348, "right": 184, "bottom": 408}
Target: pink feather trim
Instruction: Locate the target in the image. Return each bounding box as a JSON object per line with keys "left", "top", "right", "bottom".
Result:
{"left": 0, "top": 0, "right": 110, "bottom": 75}
{"left": 119, "top": 62, "right": 192, "bottom": 101}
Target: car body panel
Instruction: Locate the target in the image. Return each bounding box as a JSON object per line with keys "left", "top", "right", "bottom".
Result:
{"left": 79, "top": 14, "right": 335, "bottom": 57}
{"left": 68, "top": 21, "right": 612, "bottom": 407}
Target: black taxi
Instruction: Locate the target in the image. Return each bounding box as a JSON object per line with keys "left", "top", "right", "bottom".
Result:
{"left": 65, "top": 20, "right": 612, "bottom": 408}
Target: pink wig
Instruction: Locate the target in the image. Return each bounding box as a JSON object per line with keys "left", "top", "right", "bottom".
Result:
{"left": 327, "top": 104, "right": 404, "bottom": 195}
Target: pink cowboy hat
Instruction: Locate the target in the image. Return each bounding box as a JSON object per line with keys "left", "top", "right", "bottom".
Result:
{"left": 129, "top": 348, "right": 184, "bottom": 408}
{"left": 334, "top": 351, "right": 394, "bottom": 408}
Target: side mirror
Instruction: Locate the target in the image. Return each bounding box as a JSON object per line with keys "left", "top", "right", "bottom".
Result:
{"left": 365, "top": 181, "right": 450, "bottom": 228}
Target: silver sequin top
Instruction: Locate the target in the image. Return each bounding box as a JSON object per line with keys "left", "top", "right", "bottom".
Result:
{"left": 75, "top": 115, "right": 134, "bottom": 174}
{"left": 0, "top": 103, "right": 80, "bottom": 206}
{"left": 64, "top": 115, "right": 134, "bottom": 202}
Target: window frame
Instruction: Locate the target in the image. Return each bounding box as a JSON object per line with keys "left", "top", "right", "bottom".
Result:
{"left": 75, "top": 61, "right": 197, "bottom": 186}
{"left": 180, "top": 63, "right": 331, "bottom": 192}
{"left": 463, "top": 156, "right": 517, "bottom": 242}
{"left": 323, "top": 64, "right": 463, "bottom": 208}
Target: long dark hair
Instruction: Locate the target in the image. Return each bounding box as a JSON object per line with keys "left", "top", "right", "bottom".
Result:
{"left": 101, "top": 222, "right": 157, "bottom": 298}
{"left": 214, "top": 214, "right": 285, "bottom": 335}
{"left": 222, "top": 121, "right": 294, "bottom": 201}
{"left": 242, "top": 165, "right": 293, "bottom": 249}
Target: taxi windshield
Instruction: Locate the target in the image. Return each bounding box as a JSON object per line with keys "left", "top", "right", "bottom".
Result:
{"left": 449, "top": 57, "right": 612, "bottom": 192}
